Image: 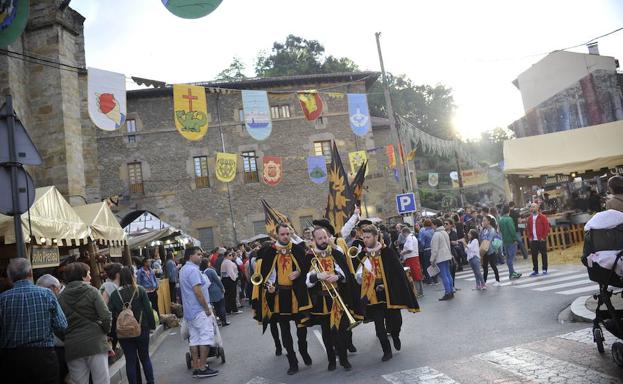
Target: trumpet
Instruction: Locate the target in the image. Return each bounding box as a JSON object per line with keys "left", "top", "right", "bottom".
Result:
{"left": 347, "top": 246, "right": 360, "bottom": 259}
{"left": 250, "top": 271, "right": 264, "bottom": 286}
{"left": 309, "top": 249, "right": 362, "bottom": 331}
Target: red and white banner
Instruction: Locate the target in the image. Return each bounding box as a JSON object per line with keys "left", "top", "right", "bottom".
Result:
{"left": 262, "top": 156, "right": 283, "bottom": 186}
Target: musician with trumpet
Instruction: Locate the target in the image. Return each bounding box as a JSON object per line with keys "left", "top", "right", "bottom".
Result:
{"left": 305, "top": 227, "right": 361, "bottom": 371}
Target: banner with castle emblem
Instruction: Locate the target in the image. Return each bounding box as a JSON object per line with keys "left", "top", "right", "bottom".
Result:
{"left": 307, "top": 155, "right": 327, "bottom": 184}
{"left": 215, "top": 152, "right": 237, "bottom": 182}
{"left": 173, "top": 84, "right": 208, "bottom": 141}
{"left": 348, "top": 150, "right": 368, "bottom": 176}
{"left": 347, "top": 93, "right": 371, "bottom": 136}
{"left": 87, "top": 68, "right": 127, "bottom": 131}
{"left": 242, "top": 90, "right": 272, "bottom": 141}
{"left": 262, "top": 156, "right": 283, "bottom": 186}
{"left": 297, "top": 91, "right": 323, "bottom": 121}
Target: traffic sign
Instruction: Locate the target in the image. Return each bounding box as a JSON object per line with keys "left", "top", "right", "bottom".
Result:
{"left": 396, "top": 192, "right": 417, "bottom": 215}
{"left": 0, "top": 166, "right": 35, "bottom": 215}
{"left": 0, "top": 102, "right": 42, "bottom": 165}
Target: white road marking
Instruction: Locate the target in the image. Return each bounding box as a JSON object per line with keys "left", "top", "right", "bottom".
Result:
{"left": 382, "top": 366, "right": 459, "bottom": 384}
{"left": 511, "top": 272, "right": 586, "bottom": 288}
{"left": 478, "top": 347, "right": 621, "bottom": 383}
{"left": 246, "top": 376, "right": 286, "bottom": 384}
{"left": 498, "top": 270, "right": 580, "bottom": 286}
{"left": 463, "top": 267, "right": 555, "bottom": 281}
{"left": 313, "top": 329, "right": 326, "bottom": 352}
{"left": 557, "top": 327, "right": 621, "bottom": 347}
{"left": 533, "top": 279, "right": 595, "bottom": 291}
{"left": 556, "top": 284, "right": 600, "bottom": 295}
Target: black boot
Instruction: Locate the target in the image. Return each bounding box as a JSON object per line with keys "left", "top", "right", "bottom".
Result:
{"left": 286, "top": 354, "right": 299, "bottom": 375}
{"left": 300, "top": 350, "right": 312, "bottom": 366}
{"left": 275, "top": 345, "right": 282, "bottom": 356}
{"left": 391, "top": 335, "right": 401, "bottom": 351}
{"left": 298, "top": 331, "right": 312, "bottom": 366}
{"left": 339, "top": 356, "right": 352, "bottom": 371}
{"left": 347, "top": 342, "right": 357, "bottom": 353}
{"left": 380, "top": 339, "right": 393, "bottom": 362}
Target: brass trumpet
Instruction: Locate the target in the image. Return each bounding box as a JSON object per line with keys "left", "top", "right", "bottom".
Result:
{"left": 250, "top": 271, "right": 264, "bottom": 286}
{"left": 309, "top": 249, "right": 362, "bottom": 331}
{"left": 347, "top": 246, "right": 360, "bottom": 259}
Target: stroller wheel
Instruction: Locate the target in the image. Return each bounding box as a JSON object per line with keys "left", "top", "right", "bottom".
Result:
{"left": 220, "top": 347, "right": 226, "bottom": 364}
{"left": 613, "top": 342, "right": 623, "bottom": 368}
{"left": 185, "top": 351, "right": 192, "bottom": 369}
{"left": 593, "top": 328, "right": 605, "bottom": 353}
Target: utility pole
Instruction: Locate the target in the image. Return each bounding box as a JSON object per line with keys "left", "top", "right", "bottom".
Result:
{"left": 5, "top": 96, "right": 25, "bottom": 257}
{"left": 375, "top": 32, "right": 413, "bottom": 194}
{"left": 455, "top": 148, "right": 465, "bottom": 208}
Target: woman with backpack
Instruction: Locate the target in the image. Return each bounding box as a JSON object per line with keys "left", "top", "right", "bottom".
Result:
{"left": 109, "top": 267, "right": 156, "bottom": 384}
{"left": 480, "top": 216, "right": 501, "bottom": 287}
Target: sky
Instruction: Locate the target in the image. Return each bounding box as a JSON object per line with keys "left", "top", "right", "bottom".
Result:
{"left": 71, "top": 0, "right": 623, "bottom": 140}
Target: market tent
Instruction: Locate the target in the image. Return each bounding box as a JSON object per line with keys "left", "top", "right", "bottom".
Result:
{"left": 127, "top": 227, "right": 180, "bottom": 249}
{"left": 73, "top": 202, "right": 127, "bottom": 246}
{"left": 0, "top": 186, "right": 90, "bottom": 245}
{"left": 503, "top": 120, "right": 623, "bottom": 177}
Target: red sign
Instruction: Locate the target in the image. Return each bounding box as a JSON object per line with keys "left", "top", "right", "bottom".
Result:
{"left": 262, "top": 156, "right": 283, "bottom": 186}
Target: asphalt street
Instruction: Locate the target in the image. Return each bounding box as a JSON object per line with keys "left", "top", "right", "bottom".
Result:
{"left": 147, "top": 259, "right": 623, "bottom": 383}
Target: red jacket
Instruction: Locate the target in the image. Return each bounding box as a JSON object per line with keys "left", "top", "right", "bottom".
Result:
{"left": 526, "top": 213, "right": 550, "bottom": 241}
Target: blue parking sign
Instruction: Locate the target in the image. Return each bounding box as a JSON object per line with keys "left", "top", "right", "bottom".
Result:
{"left": 396, "top": 193, "right": 417, "bottom": 214}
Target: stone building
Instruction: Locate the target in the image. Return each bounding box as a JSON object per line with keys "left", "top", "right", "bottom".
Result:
{"left": 97, "top": 73, "right": 405, "bottom": 248}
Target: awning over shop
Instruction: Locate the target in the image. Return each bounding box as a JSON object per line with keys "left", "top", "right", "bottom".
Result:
{"left": 0, "top": 186, "right": 90, "bottom": 245}
{"left": 73, "top": 202, "right": 127, "bottom": 246}
{"left": 503, "top": 120, "right": 623, "bottom": 177}
{"left": 127, "top": 227, "right": 181, "bottom": 249}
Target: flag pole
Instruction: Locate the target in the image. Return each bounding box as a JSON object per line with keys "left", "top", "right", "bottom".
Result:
{"left": 215, "top": 93, "right": 238, "bottom": 244}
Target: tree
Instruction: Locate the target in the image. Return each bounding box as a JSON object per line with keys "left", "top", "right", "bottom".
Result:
{"left": 254, "top": 34, "right": 358, "bottom": 77}
{"left": 215, "top": 57, "right": 248, "bottom": 81}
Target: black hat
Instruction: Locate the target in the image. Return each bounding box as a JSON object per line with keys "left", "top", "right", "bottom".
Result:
{"left": 356, "top": 219, "right": 373, "bottom": 229}
{"left": 312, "top": 218, "right": 336, "bottom": 237}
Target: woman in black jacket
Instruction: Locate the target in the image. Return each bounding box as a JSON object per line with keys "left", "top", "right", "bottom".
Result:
{"left": 109, "top": 267, "right": 156, "bottom": 384}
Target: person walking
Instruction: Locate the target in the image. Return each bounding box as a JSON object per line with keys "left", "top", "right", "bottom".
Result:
{"left": 108, "top": 267, "right": 157, "bottom": 384}
{"left": 400, "top": 226, "right": 424, "bottom": 297}
{"left": 0, "top": 259, "right": 68, "bottom": 384}
{"left": 100, "top": 262, "right": 122, "bottom": 305}
{"left": 165, "top": 251, "right": 179, "bottom": 304}
{"left": 499, "top": 206, "right": 522, "bottom": 280}
{"left": 137, "top": 258, "right": 159, "bottom": 315}
{"left": 465, "top": 230, "right": 486, "bottom": 290}
{"left": 527, "top": 203, "right": 551, "bottom": 276}
{"left": 200, "top": 258, "right": 229, "bottom": 326}
{"left": 418, "top": 219, "right": 435, "bottom": 284}
{"left": 221, "top": 251, "right": 241, "bottom": 314}
{"left": 58, "top": 262, "right": 112, "bottom": 384}
{"left": 430, "top": 218, "right": 455, "bottom": 301}
{"left": 480, "top": 216, "right": 501, "bottom": 286}
{"left": 509, "top": 201, "right": 529, "bottom": 259}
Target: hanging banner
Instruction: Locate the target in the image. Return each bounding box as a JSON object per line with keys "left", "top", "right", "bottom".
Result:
{"left": 307, "top": 155, "right": 327, "bottom": 184}
{"left": 297, "top": 91, "right": 324, "bottom": 121}
{"left": 173, "top": 84, "right": 208, "bottom": 141}
{"left": 242, "top": 90, "right": 272, "bottom": 141}
{"left": 428, "top": 172, "right": 439, "bottom": 187}
{"left": 161, "top": 0, "right": 223, "bottom": 19}
{"left": 386, "top": 144, "right": 396, "bottom": 169}
{"left": 87, "top": 68, "right": 127, "bottom": 131}
{"left": 348, "top": 151, "right": 368, "bottom": 176}
{"left": 451, "top": 168, "right": 489, "bottom": 188}
{"left": 262, "top": 156, "right": 283, "bottom": 186}
{"left": 0, "top": 0, "right": 28, "bottom": 48}
{"left": 215, "top": 152, "right": 237, "bottom": 182}
{"left": 406, "top": 149, "right": 417, "bottom": 161}
{"left": 347, "top": 93, "right": 371, "bottom": 136}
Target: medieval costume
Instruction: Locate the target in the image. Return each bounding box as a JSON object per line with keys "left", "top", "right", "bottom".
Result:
{"left": 356, "top": 241, "right": 419, "bottom": 361}
{"left": 252, "top": 241, "right": 312, "bottom": 375}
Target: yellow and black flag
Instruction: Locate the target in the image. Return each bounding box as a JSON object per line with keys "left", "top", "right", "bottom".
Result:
{"left": 261, "top": 199, "right": 290, "bottom": 238}
{"left": 325, "top": 142, "right": 356, "bottom": 233}
{"left": 350, "top": 160, "right": 368, "bottom": 206}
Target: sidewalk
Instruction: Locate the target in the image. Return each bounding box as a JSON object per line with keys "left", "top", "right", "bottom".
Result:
{"left": 570, "top": 292, "right": 623, "bottom": 323}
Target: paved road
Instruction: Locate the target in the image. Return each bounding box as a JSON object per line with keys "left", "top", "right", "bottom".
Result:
{"left": 148, "top": 260, "right": 622, "bottom": 383}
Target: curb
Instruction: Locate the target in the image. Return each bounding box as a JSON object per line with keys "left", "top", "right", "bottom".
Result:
{"left": 569, "top": 295, "right": 594, "bottom": 323}
{"left": 109, "top": 324, "right": 171, "bottom": 384}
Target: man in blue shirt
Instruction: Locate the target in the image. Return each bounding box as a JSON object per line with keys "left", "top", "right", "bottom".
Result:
{"left": 165, "top": 251, "right": 179, "bottom": 303}
{"left": 0, "top": 258, "right": 67, "bottom": 384}
{"left": 137, "top": 258, "right": 160, "bottom": 315}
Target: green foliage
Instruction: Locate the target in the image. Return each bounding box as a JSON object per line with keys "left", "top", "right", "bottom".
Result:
{"left": 215, "top": 57, "right": 248, "bottom": 81}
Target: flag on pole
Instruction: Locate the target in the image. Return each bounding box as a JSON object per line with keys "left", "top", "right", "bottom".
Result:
{"left": 297, "top": 91, "right": 324, "bottom": 121}
{"left": 325, "top": 142, "right": 356, "bottom": 232}
{"left": 173, "top": 84, "right": 209, "bottom": 141}
{"left": 348, "top": 150, "right": 368, "bottom": 176}
{"left": 350, "top": 160, "right": 368, "bottom": 205}
{"left": 261, "top": 199, "right": 291, "bottom": 237}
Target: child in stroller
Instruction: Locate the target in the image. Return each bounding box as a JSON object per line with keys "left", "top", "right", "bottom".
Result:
{"left": 581, "top": 209, "right": 623, "bottom": 367}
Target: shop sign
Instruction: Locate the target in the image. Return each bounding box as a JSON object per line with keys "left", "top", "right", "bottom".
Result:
{"left": 543, "top": 175, "right": 570, "bottom": 186}
{"left": 31, "top": 245, "right": 60, "bottom": 269}
{"left": 109, "top": 246, "right": 122, "bottom": 258}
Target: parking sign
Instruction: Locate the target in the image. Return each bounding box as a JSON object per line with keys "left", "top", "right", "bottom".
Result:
{"left": 396, "top": 192, "right": 417, "bottom": 214}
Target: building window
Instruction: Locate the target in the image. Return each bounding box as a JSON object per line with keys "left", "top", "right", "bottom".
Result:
{"left": 198, "top": 227, "right": 214, "bottom": 250}
{"left": 238, "top": 108, "right": 245, "bottom": 122}
{"left": 242, "top": 151, "right": 259, "bottom": 183}
{"left": 193, "top": 156, "right": 210, "bottom": 188}
{"left": 270, "top": 104, "right": 291, "bottom": 119}
{"left": 127, "top": 119, "right": 137, "bottom": 143}
{"left": 252, "top": 220, "right": 265, "bottom": 235}
{"left": 299, "top": 215, "right": 313, "bottom": 231}
{"left": 314, "top": 140, "right": 332, "bottom": 163}
{"left": 128, "top": 162, "right": 144, "bottom": 194}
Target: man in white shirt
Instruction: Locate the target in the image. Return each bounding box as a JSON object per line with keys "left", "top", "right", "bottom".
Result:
{"left": 220, "top": 252, "right": 242, "bottom": 314}
{"left": 400, "top": 227, "right": 423, "bottom": 297}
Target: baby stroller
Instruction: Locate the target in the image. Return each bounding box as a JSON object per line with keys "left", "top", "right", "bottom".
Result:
{"left": 581, "top": 210, "right": 623, "bottom": 367}
{"left": 182, "top": 313, "right": 226, "bottom": 369}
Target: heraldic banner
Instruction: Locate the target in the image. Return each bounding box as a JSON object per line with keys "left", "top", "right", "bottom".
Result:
{"left": 350, "top": 160, "right": 368, "bottom": 204}
{"left": 325, "top": 143, "right": 356, "bottom": 232}
{"left": 297, "top": 91, "right": 324, "bottom": 121}
{"left": 262, "top": 156, "right": 283, "bottom": 186}
{"left": 88, "top": 68, "right": 127, "bottom": 131}
{"left": 173, "top": 84, "right": 208, "bottom": 141}
{"left": 347, "top": 93, "right": 371, "bottom": 136}
{"left": 307, "top": 155, "right": 327, "bottom": 184}
{"left": 348, "top": 150, "right": 368, "bottom": 176}
{"left": 215, "top": 152, "right": 237, "bottom": 182}
{"left": 242, "top": 90, "right": 272, "bottom": 141}
{"left": 428, "top": 172, "right": 439, "bottom": 187}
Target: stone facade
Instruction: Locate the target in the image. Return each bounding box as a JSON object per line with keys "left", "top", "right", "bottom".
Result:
{"left": 0, "top": 0, "right": 99, "bottom": 204}
{"left": 97, "top": 74, "right": 405, "bottom": 248}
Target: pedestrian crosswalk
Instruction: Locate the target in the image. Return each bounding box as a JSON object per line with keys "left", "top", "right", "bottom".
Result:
{"left": 453, "top": 264, "right": 599, "bottom": 296}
